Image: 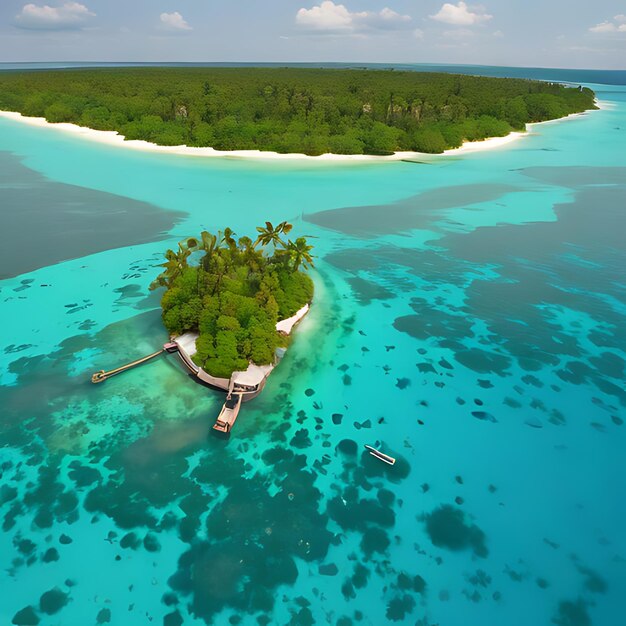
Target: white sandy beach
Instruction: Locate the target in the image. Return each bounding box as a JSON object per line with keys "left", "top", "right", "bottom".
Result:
{"left": 0, "top": 106, "right": 592, "bottom": 162}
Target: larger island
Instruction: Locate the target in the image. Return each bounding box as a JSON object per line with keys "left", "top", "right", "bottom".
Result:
{"left": 0, "top": 67, "right": 596, "bottom": 156}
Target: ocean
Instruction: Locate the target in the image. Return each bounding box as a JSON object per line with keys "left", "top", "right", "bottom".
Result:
{"left": 0, "top": 65, "right": 624, "bottom": 626}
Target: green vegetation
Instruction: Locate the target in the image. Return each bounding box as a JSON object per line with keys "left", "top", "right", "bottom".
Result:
{"left": 0, "top": 67, "right": 596, "bottom": 155}
{"left": 151, "top": 222, "right": 314, "bottom": 378}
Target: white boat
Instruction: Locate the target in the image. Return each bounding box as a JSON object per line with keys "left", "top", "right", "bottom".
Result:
{"left": 213, "top": 394, "right": 243, "bottom": 434}
{"left": 364, "top": 444, "right": 396, "bottom": 466}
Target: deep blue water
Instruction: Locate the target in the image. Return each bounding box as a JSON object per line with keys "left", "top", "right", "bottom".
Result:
{"left": 0, "top": 68, "right": 624, "bottom": 626}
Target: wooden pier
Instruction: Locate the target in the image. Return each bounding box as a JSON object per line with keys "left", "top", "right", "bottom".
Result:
{"left": 91, "top": 348, "right": 167, "bottom": 384}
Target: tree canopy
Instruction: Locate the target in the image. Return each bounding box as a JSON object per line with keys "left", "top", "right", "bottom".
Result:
{"left": 152, "top": 222, "right": 314, "bottom": 379}
{"left": 0, "top": 67, "right": 596, "bottom": 155}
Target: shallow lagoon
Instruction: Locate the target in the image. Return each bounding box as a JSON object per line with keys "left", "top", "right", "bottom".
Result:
{"left": 0, "top": 77, "right": 625, "bottom": 626}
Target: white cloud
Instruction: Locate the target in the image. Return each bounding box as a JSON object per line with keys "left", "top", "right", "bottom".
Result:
{"left": 589, "top": 21, "right": 613, "bottom": 33}
{"left": 15, "top": 2, "right": 95, "bottom": 30}
{"left": 378, "top": 7, "right": 411, "bottom": 24}
{"left": 492, "top": 29, "right": 503, "bottom": 38}
{"left": 430, "top": 2, "right": 492, "bottom": 26}
{"left": 160, "top": 11, "right": 192, "bottom": 31}
{"left": 413, "top": 28, "right": 424, "bottom": 39}
{"left": 296, "top": 2, "right": 411, "bottom": 33}
{"left": 296, "top": 1, "right": 356, "bottom": 30}
{"left": 360, "top": 7, "right": 411, "bottom": 30}
{"left": 589, "top": 17, "right": 626, "bottom": 34}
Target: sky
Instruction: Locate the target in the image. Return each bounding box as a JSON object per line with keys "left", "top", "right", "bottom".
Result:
{"left": 0, "top": 1, "right": 625, "bottom": 69}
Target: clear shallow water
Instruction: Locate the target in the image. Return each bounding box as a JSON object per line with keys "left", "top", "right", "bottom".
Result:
{"left": 0, "top": 78, "right": 625, "bottom": 626}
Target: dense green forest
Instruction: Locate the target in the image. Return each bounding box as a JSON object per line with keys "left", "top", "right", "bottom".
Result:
{"left": 0, "top": 67, "right": 596, "bottom": 155}
{"left": 152, "top": 222, "right": 314, "bottom": 379}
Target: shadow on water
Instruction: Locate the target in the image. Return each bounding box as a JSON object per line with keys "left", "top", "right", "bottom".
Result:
{"left": 0, "top": 151, "right": 184, "bottom": 279}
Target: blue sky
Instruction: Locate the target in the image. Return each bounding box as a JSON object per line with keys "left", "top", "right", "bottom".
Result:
{"left": 0, "top": 1, "right": 625, "bottom": 69}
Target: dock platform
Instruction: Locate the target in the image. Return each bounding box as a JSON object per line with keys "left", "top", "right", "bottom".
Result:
{"left": 213, "top": 394, "right": 243, "bottom": 434}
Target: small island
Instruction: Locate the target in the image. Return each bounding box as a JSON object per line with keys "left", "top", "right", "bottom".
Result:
{"left": 151, "top": 222, "right": 314, "bottom": 432}
{"left": 0, "top": 67, "right": 596, "bottom": 156}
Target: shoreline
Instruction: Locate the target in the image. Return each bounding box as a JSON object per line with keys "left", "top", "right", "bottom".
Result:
{"left": 0, "top": 106, "right": 594, "bottom": 162}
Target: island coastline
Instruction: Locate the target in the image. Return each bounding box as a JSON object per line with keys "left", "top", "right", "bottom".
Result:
{"left": 0, "top": 106, "right": 596, "bottom": 162}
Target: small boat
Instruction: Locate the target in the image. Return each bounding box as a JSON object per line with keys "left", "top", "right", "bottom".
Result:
{"left": 213, "top": 394, "right": 243, "bottom": 434}
{"left": 364, "top": 444, "right": 396, "bottom": 466}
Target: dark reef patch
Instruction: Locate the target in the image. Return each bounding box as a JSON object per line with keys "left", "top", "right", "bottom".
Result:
{"left": 319, "top": 563, "right": 339, "bottom": 576}
{"left": 290, "top": 428, "right": 312, "bottom": 449}
{"left": 423, "top": 505, "right": 488, "bottom": 558}
{"left": 397, "top": 572, "right": 426, "bottom": 594}
{"left": 386, "top": 594, "right": 416, "bottom": 622}
{"left": 42, "top": 547, "right": 59, "bottom": 563}
{"left": 454, "top": 349, "right": 511, "bottom": 375}
{"left": 39, "top": 587, "right": 68, "bottom": 615}
{"left": 68, "top": 462, "right": 101, "bottom": 488}
{"left": 12, "top": 606, "right": 40, "bottom": 625}
{"left": 143, "top": 532, "right": 161, "bottom": 552}
{"left": 551, "top": 598, "right": 592, "bottom": 626}
{"left": 337, "top": 439, "right": 358, "bottom": 455}
{"left": 361, "top": 527, "right": 391, "bottom": 555}
{"left": 327, "top": 495, "right": 395, "bottom": 532}
{"left": 167, "top": 452, "right": 333, "bottom": 623}
{"left": 393, "top": 305, "right": 473, "bottom": 342}
{"left": 471, "top": 411, "right": 497, "bottom": 423}
{"left": 163, "top": 611, "right": 183, "bottom": 626}
{"left": 347, "top": 277, "right": 395, "bottom": 304}
{"left": 576, "top": 564, "right": 608, "bottom": 594}
{"left": 352, "top": 563, "right": 370, "bottom": 589}
{"left": 120, "top": 532, "right": 141, "bottom": 550}
{"left": 332, "top": 413, "right": 343, "bottom": 425}
{"left": 262, "top": 446, "right": 294, "bottom": 465}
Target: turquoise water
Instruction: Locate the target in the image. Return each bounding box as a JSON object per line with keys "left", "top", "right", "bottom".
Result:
{"left": 1, "top": 77, "right": 625, "bottom": 626}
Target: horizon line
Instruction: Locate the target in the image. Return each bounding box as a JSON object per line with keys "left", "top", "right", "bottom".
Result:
{"left": 0, "top": 60, "right": 625, "bottom": 73}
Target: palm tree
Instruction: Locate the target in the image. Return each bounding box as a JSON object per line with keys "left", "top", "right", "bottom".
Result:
{"left": 174, "top": 244, "right": 191, "bottom": 269}
{"left": 149, "top": 245, "right": 190, "bottom": 290}
{"left": 238, "top": 235, "right": 254, "bottom": 252}
{"left": 238, "top": 235, "right": 258, "bottom": 260}
{"left": 287, "top": 237, "right": 315, "bottom": 271}
{"left": 277, "top": 221, "right": 293, "bottom": 237}
{"left": 254, "top": 221, "right": 293, "bottom": 249}
{"left": 238, "top": 235, "right": 261, "bottom": 274}
{"left": 254, "top": 221, "right": 281, "bottom": 249}
{"left": 221, "top": 227, "right": 238, "bottom": 252}
{"left": 186, "top": 231, "right": 218, "bottom": 271}
{"left": 210, "top": 253, "right": 228, "bottom": 296}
